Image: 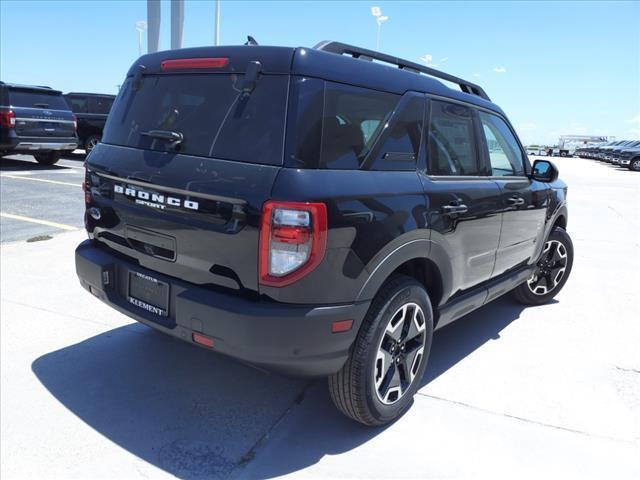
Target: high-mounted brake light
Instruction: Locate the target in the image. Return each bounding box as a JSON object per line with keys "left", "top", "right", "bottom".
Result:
{"left": 0, "top": 110, "right": 16, "bottom": 128}
{"left": 160, "top": 57, "right": 229, "bottom": 71}
{"left": 259, "top": 201, "right": 328, "bottom": 287}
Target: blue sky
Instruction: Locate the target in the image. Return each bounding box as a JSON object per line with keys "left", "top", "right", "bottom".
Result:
{"left": 1, "top": 0, "right": 639, "bottom": 145}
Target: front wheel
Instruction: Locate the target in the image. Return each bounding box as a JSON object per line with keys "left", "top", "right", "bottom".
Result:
{"left": 512, "top": 227, "right": 574, "bottom": 305}
{"left": 328, "top": 275, "right": 434, "bottom": 426}
{"left": 629, "top": 158, "right": 640, "bottom": 172}
{"left": 33, "top": 151, "right": 60, "bottom": 165}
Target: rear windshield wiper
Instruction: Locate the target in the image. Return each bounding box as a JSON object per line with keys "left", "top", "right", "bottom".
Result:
{"left": 140, "top": 129, "right": 184, "bottom": 147}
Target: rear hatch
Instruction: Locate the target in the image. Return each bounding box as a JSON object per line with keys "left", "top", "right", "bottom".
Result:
{"left": 86, "top": 46, "right": 294, "bottom": 294}
{"left": 8, "top": 87, "right": 76, "bottom": 138}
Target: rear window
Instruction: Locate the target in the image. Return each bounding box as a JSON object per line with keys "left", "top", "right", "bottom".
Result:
{"left": 102, "top": 74, "right": 288, "bottom": 165}
{"left": 9, "top": 89, "right": 69, "bottom": 110}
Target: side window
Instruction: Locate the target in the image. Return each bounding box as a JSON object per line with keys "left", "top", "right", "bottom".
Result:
{"left": 89, "top": 96, "right": 113, "bottom": 115}
{"left": 320, "top": 82, "right": 398, "bottom": 169}
{"left": 479, "top": 111, "right": 525, "bottom": 176}
{"left": 66, "top": 96, "right": 88, "bottom": 114}
{"left": 428, "top": 101, "right": 479, "bottom": 176}
{"left": 367, "top": 95, "right": 424, "bottom": 171}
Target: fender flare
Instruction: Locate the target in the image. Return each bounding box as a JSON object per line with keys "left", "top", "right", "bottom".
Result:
{"left": 355, "top": 237, "right": 453, "bottom": 305}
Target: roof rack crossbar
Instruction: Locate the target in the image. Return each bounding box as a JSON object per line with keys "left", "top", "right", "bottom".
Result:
{"left": 313, "top": 41, "right": 490, "bottom": 101}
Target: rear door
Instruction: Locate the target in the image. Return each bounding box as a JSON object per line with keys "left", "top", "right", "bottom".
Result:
{"left": 477, "top": 110, "right": 548, "bottom": 276}
{"left": 421, "top": 99, "right": 502, "bottom": 300}
{"left": 87, "top": 62, "right": 291, "bottom": 293}
{"left": 9, "top": 88, "right": 75, "bottom": 138}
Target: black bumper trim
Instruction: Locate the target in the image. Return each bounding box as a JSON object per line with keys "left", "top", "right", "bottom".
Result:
{"left": 75, "top": 240, "right": 370, "bottom": 377}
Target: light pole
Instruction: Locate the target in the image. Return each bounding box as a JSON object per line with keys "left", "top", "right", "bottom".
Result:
{"left": 135, "top": 20, "right": 147, "bottom": 56}
{"left": 214, "top": 0, "right": 220, "bottom": 46}
{"left": 371, "top": 6, "right": 388, "bottom": 50}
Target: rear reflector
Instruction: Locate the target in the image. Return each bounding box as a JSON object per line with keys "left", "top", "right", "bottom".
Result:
{"left": 192, "top": 333, "right": 214, "bottom": 348}
{"left": 331, "top": 319, "right": 354, "bottom": 333}
{"left": 161, "top": 57, "right": 229, "bottom": 70}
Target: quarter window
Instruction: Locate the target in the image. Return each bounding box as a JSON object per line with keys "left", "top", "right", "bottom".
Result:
{"left": 428, "top": 101, "right": 479, "bottom": 176}
{"left": 320, "top": 82, "right": 399, "bottom": 169}
{"left": 479, "top": 111, "right": 525, "bottom": 176}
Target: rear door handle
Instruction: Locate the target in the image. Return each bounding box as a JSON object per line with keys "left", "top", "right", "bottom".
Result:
{"left": 507, "top": 196, "right": 525, "bottom": 206}
{"left": 442, "top": 204, "right": 468, "bottom": 215}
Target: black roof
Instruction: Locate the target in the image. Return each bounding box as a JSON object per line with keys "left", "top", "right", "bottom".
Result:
{"left": 126, "top": 42, "right": 503, "bottom": 115}
{"left": 65, "top": 92, "right": 117, "bottom": 98}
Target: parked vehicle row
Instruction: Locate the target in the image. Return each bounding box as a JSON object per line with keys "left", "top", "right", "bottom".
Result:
{"left": 0, "top": 81, "right": 114, "bottom": 164}
{"left": 575, "top": 140, "right": 640, "bottom": 171}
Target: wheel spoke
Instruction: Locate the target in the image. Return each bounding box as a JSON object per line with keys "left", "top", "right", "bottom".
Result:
{"left": 375, "top": 349, "right": 393, "bottom": 389}
{"left": 404, "top": 305, "right": 425, "bottom": 343}
{"left": 386, "top": 305, "right": 407, "bottom": 342}
{"left": 402, "top": 345, "right": 424, "bottom": 382}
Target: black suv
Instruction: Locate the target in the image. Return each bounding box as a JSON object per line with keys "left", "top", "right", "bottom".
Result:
{"left": 64, "top": 92, "right": 115, "bottom": 153}
{"left": 0, "top": 82, "right": 78, "bottom": 164}
{"left": 75, "top": 42, "right": 573, "bottom": 425}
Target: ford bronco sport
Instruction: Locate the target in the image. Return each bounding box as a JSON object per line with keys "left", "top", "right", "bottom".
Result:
{"left": 75, "top": 41, "right": 573, "bottom": 426}
{"left": 0, "top": 82, "right": 78, "bottom": 164}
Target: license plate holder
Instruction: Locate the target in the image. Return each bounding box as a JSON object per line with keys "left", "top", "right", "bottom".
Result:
{"left": 128, "top": 271, "right": 169, "bottom": 317}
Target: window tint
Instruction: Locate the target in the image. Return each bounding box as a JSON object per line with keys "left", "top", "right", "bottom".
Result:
{"left": 479, "top": 111, "right": 525, "bottom": 176}
{"left": 66, "top": 96, "right": 88, "bottom": 113}
{"left": 8, "top": 89, "right": 69, "bottom": 110}
{"left": 103, "top": 74, "right": 288, "bottom": 165}
{"left": 89, "top": 96, "right": 114, "bottom": 115}
{"left": 428, "top": 101, "right": 479, "bottom": 175}
{"left": 367, "top": 95, "right": 424, "bottom": 171}
{"left": 320, "top": 82, "right": 398, "bottom": 169}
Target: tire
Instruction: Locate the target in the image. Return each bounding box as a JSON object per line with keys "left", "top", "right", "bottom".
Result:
{"left": 629, "top": 158, "right": 640, "bottom": 172}
{"left": 33, "top": 151, "right": 60, "bottom": 165}
{"left": 512, "top": 227, "right": 573, "bottom": 306}
{"left": 84, "top": 134, "right": 101, "bottom": 153}
{"left": 328, "top": 275, "right": 434, "bottom": 426}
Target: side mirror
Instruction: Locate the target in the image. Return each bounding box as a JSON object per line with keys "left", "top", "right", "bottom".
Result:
{"left": 531, "top": 159, "right": 559, "bottom": 182}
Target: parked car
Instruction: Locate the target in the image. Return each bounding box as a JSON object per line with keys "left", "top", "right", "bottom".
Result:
{"left": 64, "top": 92, "right": 115, "bottom": 153}
{"left": 619, "top": 146, "right": 640, "bottom": 171}
{"left": 75, "top": 41, "right": 572, "bottom": 425}
{"left": 609, "top": 140, "right": 640, "bottom": 164}
{"left": 0, "top": 82, "right": 78, "bottom": 164}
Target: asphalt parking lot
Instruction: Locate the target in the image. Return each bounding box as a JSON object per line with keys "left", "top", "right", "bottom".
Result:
{"left": 0, "top": 153, "right": 85, "bottom": 243}
{"left": 1, "top": 155, "right": 639, "bottom": 479}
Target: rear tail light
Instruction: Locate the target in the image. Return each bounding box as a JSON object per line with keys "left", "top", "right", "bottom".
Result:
{"left": 259, "top": 201, "right": 327, "bottom": 287}
{"left": 0, "top": 110, "right": 15, "bottom": 128}
{"left": 83, "top": 163, "right": 91, "bottom": 205}
{"left": 161, "top": 57, "right": 229, "bottom": 70}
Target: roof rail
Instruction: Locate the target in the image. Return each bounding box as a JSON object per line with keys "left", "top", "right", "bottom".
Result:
{"left": 313, "top": 41, "right": 491, "bottom": 101}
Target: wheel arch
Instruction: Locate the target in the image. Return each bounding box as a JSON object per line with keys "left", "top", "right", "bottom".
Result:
{"left": 356, "top": 238, "right": 451, "bottom": 312}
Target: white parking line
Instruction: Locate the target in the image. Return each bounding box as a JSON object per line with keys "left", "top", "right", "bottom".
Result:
{"left": 0, "top": 174, "right": 81, "bottom": 187}
{"left": 0, "top": 212, "right": 79, "bottom": 231}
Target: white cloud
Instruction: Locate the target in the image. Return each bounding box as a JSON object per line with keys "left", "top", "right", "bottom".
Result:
{"left": 629, "top": 115, "right": 640, "bottom": 124}
{"left": 419, "top": 54, "right": 433, "bottom": 63}
{"left": 472, "top": 73, "right": 481, "bottom": 78}
{"left": 439, "top": 57, "right": 449, "bottom": 63}
{"left": 492, "top": 66, "right": 507, "bottom": 73}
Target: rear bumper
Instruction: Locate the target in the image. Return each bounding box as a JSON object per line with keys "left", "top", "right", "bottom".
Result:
{"left": 0, "top": 135, "right": 77, "bottom": 153}
{"left": 75, "top": 240, "right": 369, "bottom": 377}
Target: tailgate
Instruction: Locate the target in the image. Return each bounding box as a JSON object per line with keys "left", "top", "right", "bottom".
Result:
{"left": 8, "top": 88, "right": 76, "bottom": 138}
{"left": 86, "top": 141, "right": 279, "bottom": 293}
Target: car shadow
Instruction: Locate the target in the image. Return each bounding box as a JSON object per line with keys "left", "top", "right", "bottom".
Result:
{"left": 0, "top": 156, "right": 70, "bottom": 171}
{"left": 32, "top": 295, "right": 537, "bottom": 479}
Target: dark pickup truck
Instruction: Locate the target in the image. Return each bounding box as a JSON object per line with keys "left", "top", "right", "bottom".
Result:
{"left": 64, "top": 92, "right": 115, "bottom": 153}
{"left": 1, "top": 82, "right": 78, "bottom": 164}
{"left": 76, "top": 41, "right": 573, "bottom": 425}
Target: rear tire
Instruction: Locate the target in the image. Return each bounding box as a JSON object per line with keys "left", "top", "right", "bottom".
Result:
{"left": 84, "top": 134, "right": 101, "bottom": 153}
{"left": 33, "top": 151, "right": 60, "bottom": 165}
{"left": 512, "top": 227, "right": 573, "bottom": 306}
{"left": 328, "top": 275, "right": 434, "bottom": 426}
{"left": 629, "top": 158, "right": 640, "bottom": 172}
